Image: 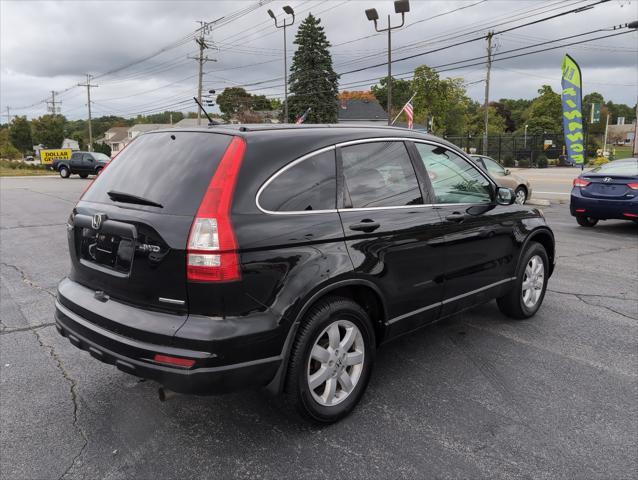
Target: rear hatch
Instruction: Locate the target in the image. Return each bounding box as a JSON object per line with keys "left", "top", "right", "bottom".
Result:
{"left": 69, "top": 130, "right": 234, "bottom": 313}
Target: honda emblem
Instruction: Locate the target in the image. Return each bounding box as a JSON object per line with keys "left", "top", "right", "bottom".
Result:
{"left": 92, "top": 213, "right": 106, "bottom": 230}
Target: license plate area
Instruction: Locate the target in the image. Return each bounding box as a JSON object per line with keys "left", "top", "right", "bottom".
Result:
{"left": 79, "top": 228, "right": 134, "bottom": 275}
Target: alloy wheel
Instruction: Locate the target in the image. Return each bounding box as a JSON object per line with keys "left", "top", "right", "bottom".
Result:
{"left": 515, "top": 188, "right": 527, "bottom": 204}
{"left": 522, "top": 254, "right": 544, "bottom": 308}
{"left": 306, "top": 320, "right": 365, "bottom": 407}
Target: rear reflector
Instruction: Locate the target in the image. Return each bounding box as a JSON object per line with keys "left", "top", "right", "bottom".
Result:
{"left": 573, "top": 178, "right": 590, "bottom": 188}
{"left": 153, "top": 354, "right": 196, "bottom": 368}
{"left": 187, "top": 136, "right": 246, "bottom": 282}
{"left": 628, "top": 183, "right": 638, "bottom": 190}
{"left": 623, "top": 212, "right": 638, "bottom": 218}
{"left": 575, "top": 209, "right": 586, "bottom": 213}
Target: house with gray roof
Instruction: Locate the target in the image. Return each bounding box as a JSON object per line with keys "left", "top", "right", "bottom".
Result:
{"left": 338, "top": 99, "right": 388, "bottom": 125}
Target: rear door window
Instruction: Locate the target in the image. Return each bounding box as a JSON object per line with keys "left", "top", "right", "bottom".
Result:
{"left": 340, "top": 141, "right": 422, "bottom": 208}
{"left": 259, "top": 149, "right": 336, "bottom": 212}
{"left": 82, "top": 131, "right": 233, "bottom": 216}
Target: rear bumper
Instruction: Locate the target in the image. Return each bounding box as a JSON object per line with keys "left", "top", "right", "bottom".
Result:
{"left": 55, "top": 279, "right": 282, "bottom": 395}
{"left": 570, "top": 190, "right": 638, "bottom": 220}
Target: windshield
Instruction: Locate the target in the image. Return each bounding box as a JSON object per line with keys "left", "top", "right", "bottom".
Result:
{"left": 82, "top": 131, "right": 233, "bottom": 216}
{"left": 592, "top": 159, "right": 638, "bottom": 176}
{"left": 482, "top": 157, "right": 506, "bottom": 175}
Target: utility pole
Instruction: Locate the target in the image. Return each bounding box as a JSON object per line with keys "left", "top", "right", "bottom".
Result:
{"left": 482, "top": 31, "right": 493, "bottom": 156}
{"left": 78, "top": 74, "right": 98, "bottom": 151}
{"left": 46, "top": 90, "right": 61, "bottom": 116}
{"left": 2, "top": 106, "right": 13, "bottom": 123}
{"left": 189, "top": 21, "right": 216, "bottom": 126}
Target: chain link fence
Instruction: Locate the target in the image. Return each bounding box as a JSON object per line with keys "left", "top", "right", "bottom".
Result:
{"left": 444, "top": 133, "right": 608, "bottom": 167}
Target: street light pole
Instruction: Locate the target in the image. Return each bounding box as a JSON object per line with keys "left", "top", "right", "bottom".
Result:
{"left": 524, "top": 124, "right": 528, "bottom": 148}
{"left": 365, "top": 0, "right": 410, "bottom": 126}
{"left": 268, "top": 7, "right": 295, "bottom": 123}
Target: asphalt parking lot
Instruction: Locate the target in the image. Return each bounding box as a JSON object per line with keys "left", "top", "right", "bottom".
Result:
{"left": 1, "top": 176, "right": 637, "bottom": 480}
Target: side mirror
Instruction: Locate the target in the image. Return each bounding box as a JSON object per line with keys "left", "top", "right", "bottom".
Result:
{"left": 504, "top": 169, "right": 511, "bottom": 175}
{"left": 496, "top": 187, "right": 516, "bottom": 205}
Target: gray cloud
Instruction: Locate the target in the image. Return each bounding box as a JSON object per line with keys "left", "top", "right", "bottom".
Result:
{"left": 1, "top": 0, "right": 636, "bottom": 120}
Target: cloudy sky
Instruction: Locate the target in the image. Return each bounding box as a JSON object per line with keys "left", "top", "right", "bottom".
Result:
{"left": 1, "top": 0, "right": 637, "bottom": 120}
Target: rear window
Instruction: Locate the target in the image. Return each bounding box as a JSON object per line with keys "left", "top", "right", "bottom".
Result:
{"left": 592, "top": 160, "right": 638, "bottom": 176}
{"left": 82, "top": 131, "right": 233, "bottom": 216}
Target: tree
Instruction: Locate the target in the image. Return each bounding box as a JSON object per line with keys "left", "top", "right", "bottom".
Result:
{"left": 468, "top": 106, "right": 507, "bottom": 135}
{"left": 412, "top": 66, "right": 469, "bottom": 135}
{"left": 0, "top": 128, "right": 21, "bottom": 159}
{"left": 9, "top": 116, "right": 32, "bottom": 153}
{"left": 524, "top": 85, "right": 562, "bottom": 134}
{"left": 287, "top": 14, "right": 339, "bottom": 123}
{"left": 92, "top": 142, "right": 111, "bottom": 156}
{"left": 499, "top": 98, "right": 532, "bottom": 131}
{"left": 371, "top": 77, "right": 413, "bottom": 114}
{"left": 31, "top": 114, "right": 66, "bottom": 148}
{"left": 216, "top": 87, "right": 253, "bottom": 119}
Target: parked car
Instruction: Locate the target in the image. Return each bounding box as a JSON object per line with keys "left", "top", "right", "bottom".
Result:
{"left": 570, "top": 158, "right": 638, "bottom": 227}
{"left": 55, "top": 125, "right": 555, "bottom": 423}
{"left": 54, "top": 151, "right": 110, "bottom": 178}
{"left": 470, "top": 154, "right": 532, "bottom": 204}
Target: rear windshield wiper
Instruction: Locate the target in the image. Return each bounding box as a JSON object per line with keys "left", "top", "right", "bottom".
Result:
{"left": 107, "top": 190, "right": 163, "bottom": 208}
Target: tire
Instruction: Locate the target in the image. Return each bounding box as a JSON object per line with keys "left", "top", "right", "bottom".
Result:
{"left": 497, "top": 242, "right": 549, "bottom": 319}
{"left": 95, "top": 167, "right": 103, "bottom": 176}
{"left": 576, "top": 216, "right": 598, "bottom": 227}
{"left": 79, "top": 173, "right": 89, "bottom": 179}
{"left": 59, "top": 166, "right": 70, "bottom": 178}
{"left": 284, "top": 296, "right": 375, "bottom": 424}
{"left": 514, "top": 186, "right": 527, "bottom": 205}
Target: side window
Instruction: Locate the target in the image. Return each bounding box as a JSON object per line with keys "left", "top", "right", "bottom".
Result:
{"left": 415, "top": 144, "right": 492, "bottom": 204}
{"left": 71, "top": 153, "right": 81, "bottom": 162}
{"left": 259, "top": 149, "right": 336, "bottom": 212}
{"left": 83, "top": 154, "right": 94, "bottom": 162}
{"left": 340, "top": 141, "right": 422, "bottom": 208}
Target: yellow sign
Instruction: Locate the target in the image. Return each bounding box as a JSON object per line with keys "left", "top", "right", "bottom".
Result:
{"left": 39, "top": 149, "right": 72, "bottom": 165}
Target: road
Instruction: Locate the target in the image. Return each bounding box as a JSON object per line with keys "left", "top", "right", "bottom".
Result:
{"left": 510, "top": 166, "right": 584, "bottom": 202}
{"left": 1, "top": 176, "right": 637, "bottom": 480}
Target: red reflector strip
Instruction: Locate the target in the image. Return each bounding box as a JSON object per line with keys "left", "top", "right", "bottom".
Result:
{"left": 628, "top": 183, "right": 638, "bottom": 190}
{"left": 153, "top": 354, "right": 196, "bottom": 368}
{"left": 575, "top": 209, "right": 586, "bottom": 213}
{"left": 623, "top": 212, "right": 638, "bottom": 218}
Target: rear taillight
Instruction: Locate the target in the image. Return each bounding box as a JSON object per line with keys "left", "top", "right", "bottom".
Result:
{"left": 628, "top": 183, "right": 638, "bottom": 190}
{"left": 573, "top": 178, "right": 590, "bottom": 188}
{"left": 187, "top": 136, "right": 246, "bottom": 282}
{"left": 623, "top": 212, "right": 638, "bottom": 218}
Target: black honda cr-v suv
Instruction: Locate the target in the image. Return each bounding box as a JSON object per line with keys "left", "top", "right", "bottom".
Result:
{"left": 55, "top": 125, "right": 555, "bottom": 423}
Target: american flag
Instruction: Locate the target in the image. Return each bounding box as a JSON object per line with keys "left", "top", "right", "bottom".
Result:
{"left": 295, "top": 108, "right": 311, "bottom": 124}
{"left": 404, "top": 101, "right": 414, "bottom": 129}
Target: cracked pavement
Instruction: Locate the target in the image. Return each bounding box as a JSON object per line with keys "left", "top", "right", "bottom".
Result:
{"left": 1, "top": 176, "right": 637, "bottom": 479}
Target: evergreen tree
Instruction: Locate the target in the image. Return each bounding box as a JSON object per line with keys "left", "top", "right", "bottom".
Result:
{"left": 288, "top": 14, "right": 339, "bottom": 123}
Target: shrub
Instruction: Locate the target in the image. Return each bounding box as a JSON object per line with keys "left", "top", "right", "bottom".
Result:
{"left": 537, "top": 154, "right": 548, "bottom": 169}
{"left": 588, "top": 156, "right": 609, "bottom": 167}
{"left": 502, "top": 155, "right": 515, "bottom": 167}
{"left": 517, "top": 158, "right": 530, "bottom": 168}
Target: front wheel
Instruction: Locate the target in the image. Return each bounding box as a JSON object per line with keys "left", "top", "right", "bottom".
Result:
{"left": 497, "top": 242, "right": 549, "bottom": 319}
{"left": 59, "top": 166, "right": 70, "bottom": 178}
{"left": 285, "top": 297, "right": 375, "bottom": 423}
{"left": 576, "top": 216, "right": 598, "bottom": 227}
{"left": 515, "top": 186, "right": 527, "bottom": 204}
{"left": 79, "top": 173, "right": 88, "bottom": 179}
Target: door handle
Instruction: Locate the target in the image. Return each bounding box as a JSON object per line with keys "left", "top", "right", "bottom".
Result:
{"left": 445, "top": 212, "right": 466, "bottom": 223}
{"left": 349, "top": 219, "right": 380, "bottom": 232}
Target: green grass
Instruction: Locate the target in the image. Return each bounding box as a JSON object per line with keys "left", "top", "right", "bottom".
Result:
{"left": 612, "top": 145, "right": 635, "bottom": 160}
{"left": 0, "top": 167, "right": 56, "bottom": 176}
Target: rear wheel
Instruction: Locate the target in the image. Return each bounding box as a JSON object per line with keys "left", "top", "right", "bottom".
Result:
{"left": 79, "top": 173, "right": 88, "bottom": 179}
{"left": 497, "top": 242, "right": 549, "bottom": 319}
{"left": 95, "top": 167, "right": 103, "bottom": 176}
{"left": 515, "top": 186, "right": 527, "bottom": 204}
{"left": 285, "top": 297, "right": 375, "bottom": 423}
{"left": 576, "top": 215, "right": 598, "bottom": 227}
{"left": 59, "top": 166, "right": 70, "bottom": 178}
